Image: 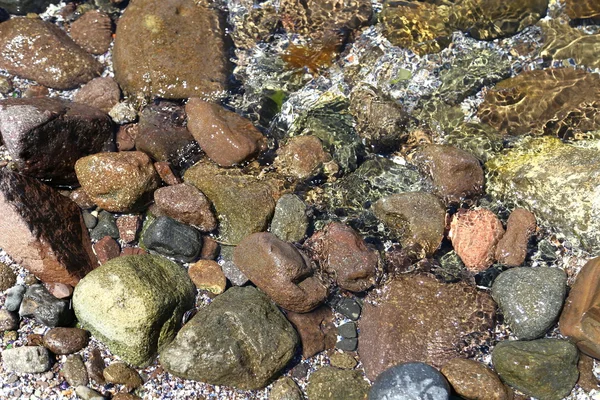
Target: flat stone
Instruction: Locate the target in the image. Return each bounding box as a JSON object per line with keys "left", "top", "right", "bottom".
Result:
{"left": 73, "top": 254, "right": 196, "bottom": 367}
{"left": 441, "top": 358, "right": 511, "bottom": 400}
{"left": 153, "top": 184, "right": 216, "bottom": 232}
{"left": 93, "top": 236, "right": 121, "bottom": 265}
{"left": 19, "top": 284, "right": 74, "bottom": 327}
{"left": 0, "top": 18, "right": 101, "bottom": 89}
{"left": 492, "top": 267, "right": 566, "bottom": 340}
{"left": 306, "top": 367, "right": 369, "bottom": 400}
{"left": 141, "top": 216, "right": 202, "bottom": 263}
{"left": 539, "top": 19, "right": 600, "bottom": 70}
{"left": 274, "top": 135, "right": 331, "bottom": 180}
{"left": 86, "top": 348, "right": 105, "bottom": 384}
{"left": 43, "top": 327, "right": 89, "bottom": 355}
{"left": 113, "top": 0, "right": 229, "bottom": 99}
{"left": 1, "top": 346, "right": 51, "bottom": 374}
{"left": 270, "top": 194, "right": 309, "bottom": 243}
{"left": 160, "top": 286, "right": 298, "bottom": 390}
{"left": 336, "top": 338, "right": 358, "bottom": 352}
{"left": 492, "top": 339, "right": 579, "bottom": 400}
{"left": 495, "top": 209, "right": 536, "bottom": 267}
{"left": 74, "top": 77, "right": 120, "bottom": 113}
{"left": 338, "top": 322, "right": 357, "bottom": 339}
{"left": 103, "top": 362, "right": 143, "bottom": 389}
{"left": 62, "top": 354, "right": 89, "bottom": 387}
{"left": 82, "top": 211, "right": 97, "bottom": 230}
{"left": 359, "top": 274, "right": 496, "bottom": 380}
{"left": 153, "top": 162, "right": 181, "bottom": 186}
{"left": 369, "top": 362, "right": 450, "bottom": 400}
{"left": 188, "top": 260, "right": 226, "bottom": 295}
{"left": 234, "top": 232, "right": 328, "bottom": 313}
{"left": 0, "top": 98, "right": 113, "bottom": 183}
{"left": 285, "top": 305, "right": 336, "bottom": 358}
{"left": 0, "top": 309, "right": 19, "bottom": 331}
{"left": 335, "top": 298, "right": 361, "bottom": 321}
{"left": 329, "top": 352, "right": 358, "bottom": 369}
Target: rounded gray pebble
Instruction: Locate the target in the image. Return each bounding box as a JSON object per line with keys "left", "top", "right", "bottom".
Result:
{"left": 338, "top": 322, "right": 358, "bottom": 338}
{"left": 5, "top": 284, "right": 26, "bottom": 312}
{"left": 369, "top": 362, "right": 450, "bottom": 400}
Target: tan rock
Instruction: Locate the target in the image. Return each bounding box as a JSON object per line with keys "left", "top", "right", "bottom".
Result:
{"left": 495, "top": 209, "right": 536, "bottom": 267}
{"left": 274, "top": 136, "right": 331, "bottom": 180}
{"left": 441, "top": 358, "right": 512, "bottom": 400}
{"left": 188, "top": 260, "right": 226, "bottom": 294}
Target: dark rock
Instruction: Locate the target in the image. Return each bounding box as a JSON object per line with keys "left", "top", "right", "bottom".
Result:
{"left": 200, "top": 236, "right": 219, "bottom": 260}
{"left": 1, "top": 346, "right": 51, "bottom": 374}
{"left": 141, "top": 216, "right": 202, "bottom": 263}
{"left": 566, "top": 0, "right": 600, "bottom": 20}
{"left": 369, "top": 362, "right": 450, "bottom": 400}
{"left": 539, "top": 19, "right": 600, "bottom": 70}
{"left": 0, "top": 170, "right": 97, "bottom": 286}
{"left": 359, "top": 275, "right": 496, "bottom": 380}
{"left": 5, "top": 284, "right": 25, "bottom": 312}
{"left": 495, "top": 209, "right": 536, "bottom": 267}
{"left": 335, "top": 298, "right": 361, "bottom": 321}
{"left": 62, "top": 354, "right": 89, "bottom": 387}
{"left": 306, "top": 367, "right": 369, "bottom": 400}
{"left": 306, "top": 222, "right": 378, "bottom": 292}
{"left": 285, "top": 305, "right": 336, "bottom": 358}
{"left": 113, "top": 0, "right": 229, "bottom": 99}
{"left": 234, "top": 232, "right": 328, "bottom": 313}
{"left": 0, "top": 262, "right": 16, "bottom": 291}
{"left": 90, "top": 216, "right": 119, "bottom": 241}
{"left": 273, "top": 135, "right": 331, "bottom": 180}
{"left": 75, "top": 151, "right": 160, "bottom": 212}
{"left": 0, "top": 98, "right": 113, "bottom": 183}
{"left": 577, "top": 354, "right": 600, "bottom": 393}
{"left": 86, "top": 348, "right": 105, "bottom": 384}
{"left": 135, "top": 101, "right": 201, "bottom": 170}
{"left": 153, "top": 184, "right": 216, "bottom": 232}
{"left": 492, "top": 339, "right": 579, "bottom": 400}
{"left": 82, "top": 211, "right": 97, "bottom": 230}
{"left": 270, "top": 194, "right": 309, "bottom": 243}
{"left": 103, "top": 362, "right": 143, "bottom": 389}
{"left": 441, "top": 358, "right": 511, "bottom": 400}
{"left": 69, "top": 10, "right": 113, "bottom": 55}
{"left": 44, "top": 327, "right": 89, "bottom": 355}
{"left": 160, "top": 286, "right": 298, "bottom": 390}
{"left": 338, "top": 322, "right": 357, "bottom": 339}
{"left": 116, "top": 124, "right": 138, "bottom": 152}
{"left": 0, "top": 309, "right": 19, "bottom": 331}
{"left": 74, "top": 77, "right": 120, "bottom": 113}
{"left": 19, "top": 284, "right": 74, "bottom": 327}
{"left": 93, "top": 236, "right": 121, "bottom": 265}
{"left": 0, "top": 0, "right": 58, "bottom": 14}
{"left": 291, "top": 362, "right": 311, "bottom": 380}
{"left": 336, "top": 338, "right": 358, "bottom": 352}
{"left": 0, "top": 18, "right": 101, "bottom": 89}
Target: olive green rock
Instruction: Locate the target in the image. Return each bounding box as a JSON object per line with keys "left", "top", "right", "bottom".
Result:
{"left": 270, "top": 194, "right": 308, "bottom": 243}
{"left": 72, "top": 255, "right": 195, "bottom": 367}
{"left": 160, "top": 286, "right": 298, "bottom": 390}
{"left": 486, "top": 137, "right": 600, "bottom": 252}
{"left": 306, "top": 367, "right": 369, "bottom": 400}
{"left": 270, "top": 377, "right": 304, "bottom": 400}
{"left": 492, "top": 339, "right": 579, "bottom": 400}
{"left": 184, "top": 162, "right": 276, "bottom": 245}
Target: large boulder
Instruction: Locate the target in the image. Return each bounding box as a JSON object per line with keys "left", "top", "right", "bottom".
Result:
{"left": 72, "top": 254, "right": 195, "bottom": 367}
{"left": 0, "top": 98, "right": 113, "bottom": 183}
{"left": 160, "top": 286, "right": 298, "bottom": 390}
{"left": 113, "top": 0, "right": 229, "bottom": 99}
{"left": 0, "top": 169, "right": 97, "bottom": 286}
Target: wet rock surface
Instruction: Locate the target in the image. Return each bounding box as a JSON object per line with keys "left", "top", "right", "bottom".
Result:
{"left": 274, "top": 135, "right": 332, "bottom": 180}
{"left": 285, "top": 305, "right": 336, "bottom": 358}
{"left": 43, "top": 327, "right": 89, "bottom": 355}
{"left": 441, "top": 358, "right": 511, "bottom": 400}
{"left": 306, "top": 367, "right": 369, "bottom": 400}
{"left": 270, "top": 194, "right": 309, "bottom": 243}
{"left": 74, "top": 77, "right": 121, "bottom": 114}
{"left": 153, "top": 184, "right": 216, "bottom": 232}
{"left": 69, "top": 10, "right": 113, "bottom": 55}
{"left": 495, "top": 209, "right": 536, "bottom": 267}
{"left": 141, "top": 216, "right": 202, "bottom": 262}
{"left": 369, "top": 362, "right": 450, "bottom": 400}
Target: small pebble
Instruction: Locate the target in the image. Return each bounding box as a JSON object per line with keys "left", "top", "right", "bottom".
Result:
{"left": 19, "top": 284, "right": 74, "bottom": 327}
{"left": 338, "top": 322, "right": 357, "bottom": 338}
{"left": 44, "top": 327, "right": 89, "bottom": 355}
{"left": 62, "top": 354, "right": 89, "bottom": 387}
{"left": 200, "top": 236, "right": 220, "bottom": 260}
{"left": 70, "top": 188, "right": 96, "bottom": 209}
{"left": 82, "top": 211, "right": 98, "bottom": 229}
{"left": 91, "top": 215, "right": 120, "bottom": 241}
{"left": 0, "top": 309, "right": 19, "bottom": 331}
{"left": 93, "top": 236, "right": 121, "bottom": 264}
{"left": 86, "top": 348, "right": 106, "bottom": 384}
{"left": 270, "top": 377, "right": 303, "bottom": 400}
{"left": 75, "top": 385, "right": 106, "bottom": 400}
{"left": 0, "top": 262, "right": 17, "bottom": 291}
{"left": 109, "top": 102, "right": 138, "bottom": 124}
{"left": 335, "top": 298, "right": 362, "bottom": 321}
{"left": 141, "top": 216, "right": 202, "bottom": 262}
{"left": 188, "top": 260, "right": 227, "bottom": 295}
{"left": 44, "top": 282, "right": 74, "bottom": 299}
{"left": 116, "top": 215, "right": 142, "bottom": 243}
{"left": 336, "top": 337, "right": 358, "bottom": 352}
{"left": 103, "top": 362, "right": 144, "bottom": 389}
{"left": 330, "top": 352, "right": 358, "bottom": 369}
{"left": 154, "top": 162, "right": 181, "bottom": 185}
{"left": 5, "top": 284, "right": 26, "bottom": 311}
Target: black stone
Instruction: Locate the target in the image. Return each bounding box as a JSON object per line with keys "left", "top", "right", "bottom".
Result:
{"left": 19, "top": 284, "right": 74, "bottom": 327}
{"left": 0, "top": 0, "right": 59, "bottom": 15}
{"left": 369, "top": 362, "right": 451, "bottom": 400}
{"left": 90, "top": 217, "right": 119, "bottom": 241}
{"left": 335, "top": 298, "right": 361, "bottom": 321}
{"left": 82, "top": 211, "right": 97, "bottom": 230}
{"left": 336, "top": 338, "right": 358, "bottom": 351}
{"left": 338, "top": 322, "right": 357, "bottom": 338}
{"left": 141, "top": 216, "right": 202, "bottom": 262}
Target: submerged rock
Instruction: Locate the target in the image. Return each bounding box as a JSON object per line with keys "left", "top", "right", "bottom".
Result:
{"left": 306, "top": 367, "right": 370, "bottom": 400}
{"left": 566, "top": 0, "right": 600, "bottom": 20}
{"left": 270, "top": 194, "right": 309, "bottom": 243}
{"left": 539, "top": 20, "right": 600, "bottom": 70}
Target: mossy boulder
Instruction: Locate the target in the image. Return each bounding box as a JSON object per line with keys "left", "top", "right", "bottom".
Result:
{"left": 72, "top": 255, "right": 195, "bottom": 367}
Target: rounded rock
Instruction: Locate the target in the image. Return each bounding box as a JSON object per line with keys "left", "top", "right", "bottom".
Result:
{"left": 153, "top": 184, "right": 217, "bottom": 232}
{"left": 274, "top": 136, "right": 331, "bottom": 180}
{"left": 270, "top": 377, "right": 304, "bottom": 400}
{"left": 103, "top": 362, "right": 143, "bottom": 389}
{"left": 0, "top": 309, "right": 19, "bottom": 331}
{"left": 369, "top": 362, "right": 450, "bottom": 400}
{"left": 306, "top": 367, "right": 369, "bottom": 400}
{"left": 43, "top": 327, "right": 89, "bottom": 355}
{"left": 74, "top": 77, "right": 120, "bottom": 113}
{"left": 188, "top": 260, "right": 227, "bottom": 295}
{"left": 62, "top": 354, "right": 89, "bottom": 387}
{"left": 69, "top": 10, "right": 113, "bottom": 55}
{"left": 141, "top": 216, "right": 202, "bottom": 263}
{"left": 441, "top": 358, "right": 511, "bottom": 400}
{"left": 1, "top": 346, "right": 51, "bottom": 374}
{"left": 0, "top": 262, "right": 16, "bottom": 291}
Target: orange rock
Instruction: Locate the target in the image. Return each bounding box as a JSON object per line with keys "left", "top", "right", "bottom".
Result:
{"left": 495, "top": 209, "right": 536, "bottom": 267}
{"left": 188, "top": 260, "right": 227, "bottom": 295}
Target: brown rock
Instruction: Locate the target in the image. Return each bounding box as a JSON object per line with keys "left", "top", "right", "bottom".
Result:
{"left": 116, "top": 215, "right": 142, "bottom": 244}
{"left": 566, "top": 0, "right": 600, "bottom": 20}
{"left": 103, "top": 362, "right": 143, "bottom": 389}
{"left": 0, "top": 262, "right": 16, "bottom": 291}
{"left": 27, "top": 333, "right": 44, "bottom": 346}
{"left": 495, "top": 209, "right": 536, "bottom": 267}
{"left": 121, "top": 247, "right": 147, "bottom": 256}
{"left": 329, "top": 352, "right": 358, "bottom": 369}
{"left": 154, "top": 162, "right": 181, "bottom": 185}
{"left": 449, "top": 209, "right": 505, "bottom": 272}
{"left": 559, "top": 257, "right": 600, "bottom": 358}
{"left": 306, "top": 222, "right": 378, "bottom": 292}
{"left": 285, "top": 305, "right": 336, "bottom": 358}
{"left": 577, "top": 353, "right": 600, "bottom": 392}
{"left": 23, "top": 85, "right": 49, "bottom": 98}
{"left": 186, "top": 99, "right": 267, "bottom": 167}
{"left": 43, "top": 282, "right": 74, "bottom": 299}
{"left": 116, "top": 124, "right": 138, "bottom": 152}
{"left": 75, "top": 151, "right": 160, "bottom": 212}
{"left": 200, "top": 236, "right": 219, "bottom": 260}
{"left": 441, "top": 358, "right": 512, "bottom": 400}
{"left": 0, "top": 169, "right": 97, "bottom": 286}
{"left": 233, "top": 232, "right": 328, "bottom": 313}
{"left": 70, "top": 11, "right": 113, "bottom": 55}
{"left": 62, "top": 354, "right": 89, "bottom": 387}
{"left": 274, "top": 136, "right": 331, "bottom": 180}
{"left": 69, "top": 188, "right": 96, "bottom": 209}
{"left": 359, "top": 274, "right": 496, "bottom": 380}
{"left": 86, "top": 348, "right": 106, "bottom": 384}
{"left": 414, "top": 144, "right": 484, "bottom": 203}
{"left": 43, "top": 327, "right": 89, "bottom": 355}
{"left": 188, "top": 260, "right": 226, "bottom": 295}
{"left": 74, "top": 77, "right": 121, "bottom": 113}
{"left": 93, "top": 236, "right": 121, "bottom": 265}
{"left": 0, "top": 18, "right": 101, "bottom": 89}
{"left": 0, "top": 309, "right": 19, "bottom": 331}
{"left": 113, "top": 0, "right": 229, "bottom": 99}
{"left": 154, "top": 184, "right": 217, "bottom": 232}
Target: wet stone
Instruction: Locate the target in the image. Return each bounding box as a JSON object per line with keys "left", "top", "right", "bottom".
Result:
{"left": 70, "top": 188, "right": 96, "bottom": 210}
{"left": 0, "top": 262, "right": 16, "bottom": 291}
{"left": 441, "top": 358, "right": 511, "bottom": 400}
{"left": 270, "top": 194, "right": 309, "bottom": 243}
{"left": 62, "top": 354, "right": 89, "bottom": 387}
{"left": 0, "top": 309, "right": 19, "bottom": 331}
{"left": 154, "top": 162, "right": 181, "bottom": 186}
{"left": 270, "top": 377, "right": 303, "bottom": 400}
{"left": 1, "top": 346, "right": 51, "bottom": 374}
{"left": 336, "top": 338, "right": 358, "bottom": 352}
{"left": 141, "top": 216, "right": 202, "bottom": 263}
{"left": 153, "top": 184, "right": 217, "bottom": 232}
{"left": 86, "top": 348, "right": 106, "bottom": 384}
{"left": 495, "top": 209, "right": 536, "bottom": 267}
{"left": 116, "top": 124, "right": 138, "bottom": 152}
{"left": 577, "top": 354, "right": 600, "bottom": 392}
{"left": 19, "top": 284, "right": 74, "bottom": 327}
{"left": 306, "top": 367, "right": 369, "bottom": 400}
{"left": 188, "top": 260, "right": 227, "bottom": 295}
{"left": 369, "top": 362, "right": 450, "bottom": 400}
{"left": 274, "top": 135, "right": 331, "bottom": 180}
{"left": 75, "top": 386, "right": 105, "bottom": 400}
{"left": 93, "top": 236, "right": 120, "bottom": 265}
{"left": 335, "top": 298, "right": 361, "bottom": 321}
{"left": 44, "top": 282, "right": 73, "bottom": 299}
{"left": 0, "top": 0, "right": 59, "bottom": 14}
{"left": 103, "top": 362, "right": 143, "bottom": 389}
{"left": 566, "top": 0, "right": 600, "bottom": 20}
{"left": 329, "top": 352, "right": 358, "bottom": 369}
{"left": 539, "top": 20, "right": 600, "bottom": 70}
{"left": 116, "top": 215, "right": 142, "bottom": 244}
{"left": 69, "top": 10, "right": 113, "bottom": 55}
{"left": 74, "top": 77, "right": 120, "bottom": 114}
{"left": 338, "top": 322, "right": 357, "bottom": 339}
{"left": 218, "top": 245, "right": 249, "bottom": 286}
{"left": 90, "top": 215, "right": 119, "bottom": 241}
{"left": 43, "top": 327, "right": 89, "bottom": 355}
{"left": 82, "top": 211, "right": 97, "bottom": 230}
{"left": 5, "top": 284, "right": 26, "bottom": 312}
{"left": 285, "top": 305, "right": 337, "bottom": 359}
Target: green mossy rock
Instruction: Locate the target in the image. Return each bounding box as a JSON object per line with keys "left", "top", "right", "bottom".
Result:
{"left": 306, "top": 367, "right": 369, "bottom": 400}
{"left": 72, "top": 255, "right": 195, "bottom": 367}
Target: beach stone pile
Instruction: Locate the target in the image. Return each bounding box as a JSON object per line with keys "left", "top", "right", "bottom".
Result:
{"left": 0, "top": 0, "right": 598, "bottom": 399}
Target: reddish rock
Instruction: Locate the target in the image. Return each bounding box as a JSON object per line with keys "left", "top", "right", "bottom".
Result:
{"left": 186, "top": 99, "right": 267, "bottom": 167}
{"left": 285, "top": 305, "right": 337, "bottom": 358}
{"left": 359, "top": 274, "right": 496, "bottom": 380}
{"left": 234, "top": 232, "right": 328, "bottom": 313}
{"left": 43, "top": 327, "right": 89, "bottom": 355}
{"left": 495, "top": 209, "right": 536, "bottom": 267}
{"left": 274, "top": 136, "right": 332, "bottom": 180}
{"left": 188, "top": 260, "right": 227, "bottom": 294}
{"left": 414, "top": 144, "right": 484, "bottom": 203}
{"left": 93, "top": 236, "right": 121, "bottom": 265}
{"left": 448, "top": 209, "right": 505, "bottom": 272}
{"left": 23, "top": 85, "right": 49, "bottom": 98}
{"left": 69, "top": 188, "right": 96, "bottom": 209}
{"left": 86, "top": 348, "right": 106, "bottom": 384}
{"left": 306, "top": 222, "right": 378, "bottom": 292}
{"left": 441, "top": 358, "right": 512, "bottom": 400}
{"left": 200, "top": 236, "right": 219, "bottom": 260}
{"left": 578, "top": 353, "right": 600, "bottom": 392}
{"left": 0, "top": 169, "right": 97, "bottom": 286}
{"left": 75, "top": 151, "right": 160, "bottom": 212}
{"left": 154, "top": 184, "right": 217, "bottom": 232}
{"left": 43, "top": 282, "right": 74, "bottom": 299}
{"left": 116, "top": 215, "right": 142, "bottom": 244}
{"left": 154, "top": 162, "right": 181, "bottom": 185}
{"left": 70, "top": 11, "right": 113, "bottom": 55}
{"left": 74, "top": 77, "right": 120, "bottom": 113}
{"left": 121, "top": 247, "right": 147, "bottom": 256}
{"left": 116, "top": 124, "right": 138, "bottom": 151}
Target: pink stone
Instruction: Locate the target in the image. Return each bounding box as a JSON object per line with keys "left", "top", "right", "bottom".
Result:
{"left": 93, "top": 236, "right": 121, "bottom": 265}
{"left": 116, "top": 215, "right": 142, "bottom": 244}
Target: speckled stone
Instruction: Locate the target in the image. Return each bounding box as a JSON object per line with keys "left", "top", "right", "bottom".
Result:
{"left": 62, "top": 354, "right": 89, "bottom": 387}
{"left": 0, "top": 262, "right": 16, "bottom": 291}
{"left": 441, "top": 358, "right": 511, "bottom": 400}
{"left": 103, "top": 362, "right": 143, "bottom": 389}
{"left": 270, "top": 377, "right": 303, "bottom": 400}
{"left": 369, "top": 362, "right": 450, "bottom": 400}
{"left": 306, "top": 367, "right": 369, "bottom": 400}
{"left": 270, "top": 194, "right": 309, "bottom": 243}
{"left": 43, "top": 327, "right": 89, "bottom": 355}
{"left": 1, "top": 346, "right": 51, "bottom": 374}
{"left": 0, "top": 309, "right": 19, "bottom": 331}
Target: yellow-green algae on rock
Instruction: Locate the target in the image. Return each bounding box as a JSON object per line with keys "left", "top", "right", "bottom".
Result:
{"left": 485, "top": 136, "right": 600, "bottom": 252}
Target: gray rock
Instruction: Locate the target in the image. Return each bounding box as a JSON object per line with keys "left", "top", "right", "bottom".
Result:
{"left": 270, "top": 377, "right": 304, "bottom": 400}
{"left": 0, "top": 0, "right": 59, "bottom": 14}
{"left": 1, "top": 346, "right": 51, "bottom": 374}
{"left": 62, "top": 354, "right": 89, "bottom": 387}
{"left": 5, "top": 284, "right": 26, "bottom": 311}
{"left": 0, "top": 309, "right": 19, "bottom": 331}
{"left": 73, "top": 254, "right": 196, "bottom": 367}
{"left": 160, "top": 286, "right": 298, "bottom": 390}
{"left": 336, "top": 338, "right": 358, "bottom": 352}
{"left": 219, "top": 245, "right": 249, "bottom": 286}
{"left": 82, "top": 211, "right": 97, "bottom": 230}
{"left": 19, "top": 284, "right": 74, "bottom": 327}
{"left": 141, "top": 216, "right": 202, "bottom": 263}
{"left": 270, "top": 194, "right": 309, "bottom": 243}
{"left": 492, "top": 339, "right": 579, "bottom": 400}
{"left": 338, "top": 322, "right": 357, "bottom": 339}
{"left": 492, "top": 267, "right": 567, "bottom": 340}
{"left": 90, "top": 217, "right": 119, "bottom": 241}
{"left": 75, "top": 386, "right": 106, "bottom": 400}
{"left": 369, "top": 362, "right": 451, "bottom": 400}
{"left": 335, "top": 298, "right": 361, "bottom": 321}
